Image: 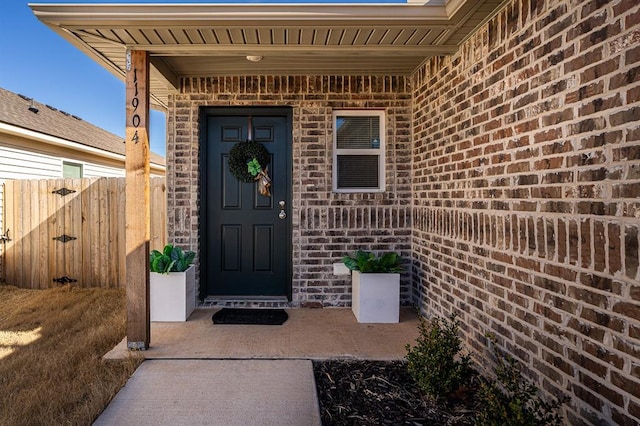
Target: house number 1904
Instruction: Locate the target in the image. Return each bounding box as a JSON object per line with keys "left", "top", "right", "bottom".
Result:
{"left": 131, "top": 68, "right": 140, "bottom": 144}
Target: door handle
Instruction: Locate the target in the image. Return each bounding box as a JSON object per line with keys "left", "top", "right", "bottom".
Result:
{"left": 278, "top": 200, "right": 287, "bottom": 219}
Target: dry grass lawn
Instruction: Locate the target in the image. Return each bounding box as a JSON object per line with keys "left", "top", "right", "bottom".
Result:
{"left": 0, "top": 284, "right": 142, "bottom": 425}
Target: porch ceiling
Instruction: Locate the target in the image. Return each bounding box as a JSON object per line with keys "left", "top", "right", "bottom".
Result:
{"left": 31, "top": 1, "right": 507, "bottom": 110}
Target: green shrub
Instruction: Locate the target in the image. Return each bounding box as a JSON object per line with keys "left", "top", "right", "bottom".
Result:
{"left": 149, "top": 244, "right": 195, "bottom": 274}
{"left": 342, "top": 250, "right": 404, "bottom": 273}
{"left": 475, "top": 337, "right": 568, "bottom": 426}
{"left": 405, "top": 314, "right": 474, "bottom": 400}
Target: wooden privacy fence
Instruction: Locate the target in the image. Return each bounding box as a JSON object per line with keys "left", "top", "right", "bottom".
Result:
{"left": 1, "top": 178, "right": 166, "bottom": 289}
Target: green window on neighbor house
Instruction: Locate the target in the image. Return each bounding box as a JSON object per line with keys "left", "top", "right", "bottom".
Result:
{"left": 62, "top": 161, "right": 83, "bottom": 178}
{"left": 333, "top": 110, "right": 385, "bottom": 193}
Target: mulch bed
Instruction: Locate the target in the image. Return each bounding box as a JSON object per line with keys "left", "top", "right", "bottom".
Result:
{"left": 313, "top": 360, "right": 478, "bottom": 425}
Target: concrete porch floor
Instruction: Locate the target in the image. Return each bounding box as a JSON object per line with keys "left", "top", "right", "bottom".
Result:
{"left": 105, "top": 307, "right": 420, "bottom": 360}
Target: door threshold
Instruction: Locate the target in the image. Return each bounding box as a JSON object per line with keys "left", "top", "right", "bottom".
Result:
{"left": 201, "top": 296, "right": 291, "bottom": 308}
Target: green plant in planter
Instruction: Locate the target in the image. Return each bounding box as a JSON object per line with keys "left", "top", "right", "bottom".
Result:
{"left": 150, "top": 244, "right": 195, "bottom": 274}
{"left": 342, "top": 250, "right": 404, "bottom": 273}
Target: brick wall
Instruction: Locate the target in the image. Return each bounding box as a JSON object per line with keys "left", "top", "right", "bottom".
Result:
{"left": 167, "top": 76, "right": 412, "bottom": 307}
{"left": 411, "top": 0, "right": 640, "bottom": 424}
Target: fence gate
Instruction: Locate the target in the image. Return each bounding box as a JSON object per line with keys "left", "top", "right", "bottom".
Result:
{"left": 1, "top": 178, "right": 166, "bottom": 289}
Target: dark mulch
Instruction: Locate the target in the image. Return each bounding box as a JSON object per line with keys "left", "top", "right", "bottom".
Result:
{"left": 313, "top": 360, "right": 478, "bottom": 425}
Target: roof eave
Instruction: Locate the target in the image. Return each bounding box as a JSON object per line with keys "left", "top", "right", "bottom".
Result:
{"left": 0, "top": 121, "right": 165, "bottom": 171}
{"left": 30, "top": 3, "right": 451, "bottom": 28}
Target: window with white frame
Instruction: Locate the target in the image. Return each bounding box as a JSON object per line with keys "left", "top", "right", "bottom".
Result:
{"left": 62, "top": 161, "right": 83, "bottom": 178}
{"left": 332, "top": 110, "right": 385, "bottom": 192}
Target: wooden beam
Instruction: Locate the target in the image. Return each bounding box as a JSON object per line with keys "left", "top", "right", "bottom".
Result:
{"left": 150, "top": 57, "right": 179, "bottom": 92}
{"left": 125, "top": 49, "right": 151, "bottom": 350}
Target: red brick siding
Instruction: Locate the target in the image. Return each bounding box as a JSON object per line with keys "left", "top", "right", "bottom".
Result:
{"left": 412, "top": 0, "right": 640, "bottom": 424}
{"left": 167, "top": 76, "right": 412, "bottom": 306}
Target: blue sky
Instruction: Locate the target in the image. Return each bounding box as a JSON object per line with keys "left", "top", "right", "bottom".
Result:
{"left": 0, "top": 0, "right": 405, "bottom": 157}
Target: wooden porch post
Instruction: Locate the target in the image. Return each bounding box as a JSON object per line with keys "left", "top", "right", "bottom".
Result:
{"left": 125, "top": 50, "right": 151, "bottom": 350}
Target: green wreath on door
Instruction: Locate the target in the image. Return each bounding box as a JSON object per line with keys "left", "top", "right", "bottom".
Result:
{"left": 228, "top": 140, "right": 272, "bottom": 196}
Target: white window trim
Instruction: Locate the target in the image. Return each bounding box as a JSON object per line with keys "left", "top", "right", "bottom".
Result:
{"left": 332, "top": 110, "right": 386, "bottom": 193}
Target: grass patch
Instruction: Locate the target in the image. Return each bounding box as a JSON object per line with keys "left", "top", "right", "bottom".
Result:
{"left": 0, "top": 285, "right": 142, "bottom": 425}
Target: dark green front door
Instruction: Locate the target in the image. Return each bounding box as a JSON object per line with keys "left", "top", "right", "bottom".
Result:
{"left": 200, "top": 107, "right": 292, "bottom": 299}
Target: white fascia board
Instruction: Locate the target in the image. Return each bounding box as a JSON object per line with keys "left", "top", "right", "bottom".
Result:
{"left": 29, "top": 3, "right": 450, "bottom": 25}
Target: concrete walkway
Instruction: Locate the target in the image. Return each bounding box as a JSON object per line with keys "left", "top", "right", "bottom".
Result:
{"left": 95, "top": 308, "right": 420, "bottom": 425}
{"left": 94, "top": 359, "right": 320, "bottom": 426}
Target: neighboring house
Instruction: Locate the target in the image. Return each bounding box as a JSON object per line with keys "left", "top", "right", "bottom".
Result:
{"left": 0, "top": 87, "right": 166, "bottom": 181}
{"left": 32, "top": 1, "right": 640, "bottom": 424}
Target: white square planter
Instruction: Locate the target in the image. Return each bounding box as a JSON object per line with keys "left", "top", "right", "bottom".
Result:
{"left": 150, "top": 265, "right": 196, "bottom": 322}
{"left": 351, "top": 270, "right": 400, "bottom": 323}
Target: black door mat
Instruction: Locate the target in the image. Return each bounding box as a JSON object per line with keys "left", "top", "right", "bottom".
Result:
{"left": 212, "top": 308, "right": 288, "bottom": 325}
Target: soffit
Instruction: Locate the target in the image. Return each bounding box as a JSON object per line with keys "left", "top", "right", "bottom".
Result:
{"left": 31, "top": 1, "right": 507, "bottom": 110}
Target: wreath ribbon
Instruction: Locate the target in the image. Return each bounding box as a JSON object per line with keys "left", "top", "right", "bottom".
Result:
{"left": 256, "top": 166, "right": 271, "bottom": 197}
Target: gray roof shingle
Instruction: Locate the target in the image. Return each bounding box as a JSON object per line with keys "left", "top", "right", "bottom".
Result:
{"left": 0, "top": 87, "right": 165, "bottom": 166}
